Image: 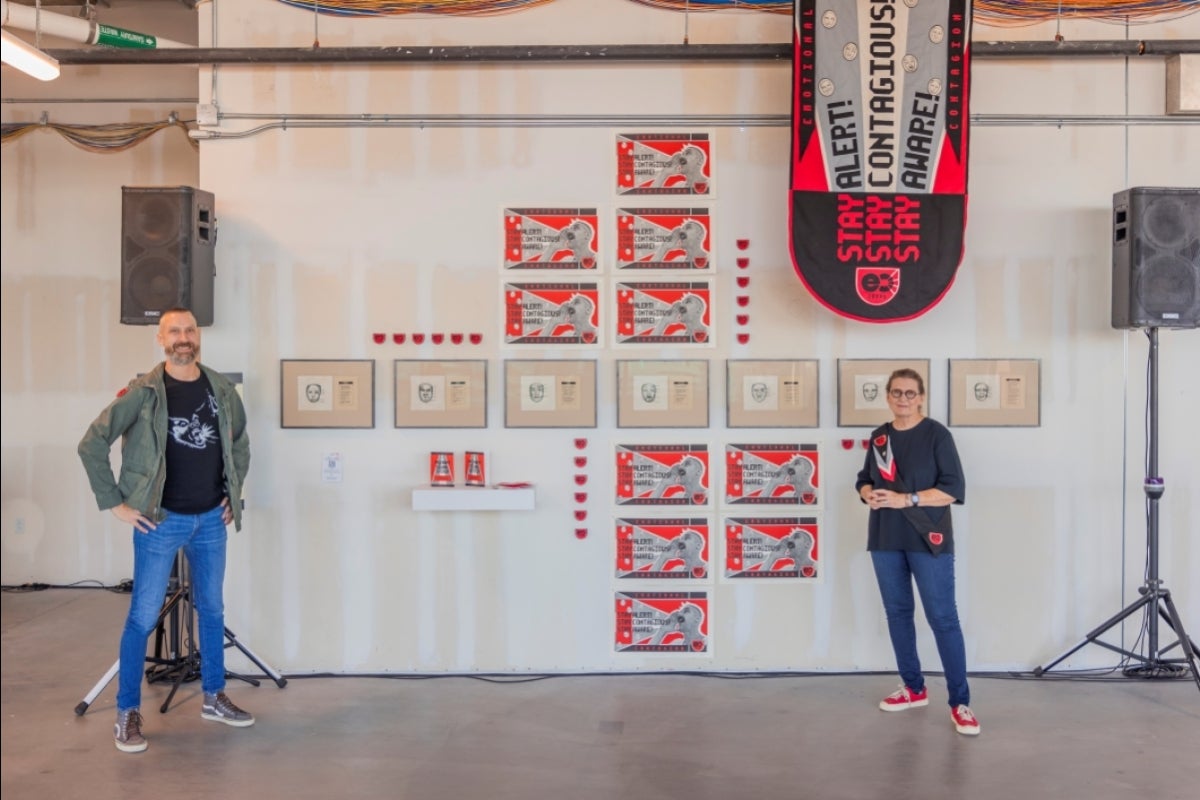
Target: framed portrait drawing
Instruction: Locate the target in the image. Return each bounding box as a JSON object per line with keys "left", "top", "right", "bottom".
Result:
{"left": 281, "top": 359, "right": 375, "bottom": 429}
{"left": 948, "top": 359, "right": 1041, "bottom": 427}
{"left": 504, "top": 359, "right": 598, "bottom": 428}
{"left": 394, "top": 360, "right": 487, "bottom": 429}
{"left": 726, "top": 359, "right": 818, "bottom": 428}
{"left": 836, "top": 359, "right": 930, "bottom": 428}
{"left": 617, "top": 359, "right": 709, "bottom": 428}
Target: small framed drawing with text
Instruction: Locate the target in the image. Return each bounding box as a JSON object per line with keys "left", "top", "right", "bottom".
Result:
{"left": 617, "top": 359, "right": 709, "bottom": 428}
{"left": 394, "top": 360, "right": 487, "bottom": 429}
{"left": 948, "top": 359, "right": 1041, "bottom": 427}
{"left": 837, "top": 359, "right": 930, "bottom": 428}
{"left": 726, "top": 359, "right": 818, "bottom": 428}
{"left": 504, "top": 359, "right": 598, "bottom": 428}
{"left": 281, "top": 359, "right": 375, "bottom": 429}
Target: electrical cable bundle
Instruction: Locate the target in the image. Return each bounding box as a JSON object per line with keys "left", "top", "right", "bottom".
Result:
{"left": 271, "top": 0, "right": 1198, "bottom": 23}
{"left": 274, "top": 0, "right": 556, "bottom": 16}
{"left": 0, "top": 118, "right": 196, "bottom": 154}
{"left": 975, "top": 0, "right": 1200, "bottom": 26}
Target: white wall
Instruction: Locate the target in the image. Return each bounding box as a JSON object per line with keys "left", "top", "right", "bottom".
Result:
{"left": 2, "top": 0, "right": 1197, "bottom": 674}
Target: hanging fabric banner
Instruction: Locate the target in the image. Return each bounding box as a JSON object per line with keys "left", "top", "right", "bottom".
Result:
{"left": 790, "top": 0, "right": 972, "bottom": 322}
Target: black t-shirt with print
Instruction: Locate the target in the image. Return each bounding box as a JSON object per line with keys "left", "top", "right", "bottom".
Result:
{"left": 161, "top": 371, "right": 225, "bottom": 515}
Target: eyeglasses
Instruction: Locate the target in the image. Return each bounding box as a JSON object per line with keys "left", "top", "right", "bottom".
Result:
{"left": 888, "top": 389, "right": 921, "bottom": 400}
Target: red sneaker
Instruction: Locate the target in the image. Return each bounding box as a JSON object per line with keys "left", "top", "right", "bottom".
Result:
{"left": 951, "top": 704, "right": 981, "bottom": 735}
{"left": 879, "top": 685, "right": 929, "bottom": 712}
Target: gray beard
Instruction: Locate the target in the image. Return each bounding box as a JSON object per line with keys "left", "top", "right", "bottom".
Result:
{"left": 165, "top": 346, "right": 197, "bottom": 367}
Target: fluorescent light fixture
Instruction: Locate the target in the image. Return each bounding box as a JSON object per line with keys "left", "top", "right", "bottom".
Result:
{"left": 1, "top": 28, "right": 60, "bottom": 81}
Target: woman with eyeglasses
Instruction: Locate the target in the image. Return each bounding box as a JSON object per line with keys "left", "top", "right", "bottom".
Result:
{"left": 854, "top": 368, "right": 980, "bottom": 736}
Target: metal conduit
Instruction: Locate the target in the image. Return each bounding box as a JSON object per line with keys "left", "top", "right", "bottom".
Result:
{"left": 179, "top": 113, "right": 1194, "bottom": 142}
{"left": 41, "top": 40, "right": 1200, "bottom": 66}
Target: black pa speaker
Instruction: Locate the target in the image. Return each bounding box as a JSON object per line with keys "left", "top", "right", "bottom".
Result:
{"left": 121, "top": 186, "right": 216, "bottom": 326}
{"left": 1111, "top": 186, "right": 1200, "bottom": 329}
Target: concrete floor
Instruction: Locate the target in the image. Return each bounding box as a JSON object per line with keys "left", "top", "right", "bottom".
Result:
{"left": 2, "top": 589, "right": 1197, "bottom": 800}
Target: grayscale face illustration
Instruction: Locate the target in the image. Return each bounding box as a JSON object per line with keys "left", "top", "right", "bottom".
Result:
{"left": 649, "top": 455, "right": 706, "bottom": 503}
{"left": 651, "top": 219, "right": 710, "bottom": 264}
{"left": 529, "top": 382, "right": 546, "bottom": 402}
{"left": 651, "top": 293, "right": 709, "bottom": 340}
{"left": 650, "top": 529, "right": 707, "bottom": 576}
{"left": 762, "top": 455, "right": 817, "bottom": 500}
{"left": 641, "top": 382, "right": 658, "bottom": 403}
{"left": 651, "top": 145, "right": 708, "bottom": 190}
{"left": 545, "top": 294, "right": 597, "bottom": 339}
{"left": 862, "top": 382, "right": 879, "bottom": 402}
{"left": 648, "top": 602, "right": 707, "bottom": 649}
{"left": 751, "top": 382, "right": 769, "bottom": 403}
{"left": 418, "top": 382, "right": 435, "bottom": 403}
{"left": 545, "top": 220, "right": 597, "bottom": 264}
{"left": 305, "top": 383, "right": 322, "bottom": 403}
{"left": 974, "top": 382, "right": 990, "bottom": 401}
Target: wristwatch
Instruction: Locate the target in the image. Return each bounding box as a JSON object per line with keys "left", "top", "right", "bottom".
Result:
{"left": 909, "top": 493, "right": 920, "bottom": 507}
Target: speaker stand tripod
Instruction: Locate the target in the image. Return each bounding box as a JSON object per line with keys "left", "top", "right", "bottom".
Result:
{"left": 1035, "top": 328, "right": 1199, "bottom": 691}
{"left": 74, "top": 552, "right": 287, "bottom": 716}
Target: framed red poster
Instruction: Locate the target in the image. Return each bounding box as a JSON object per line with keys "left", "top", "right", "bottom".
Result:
{"left": 615, "top": 443, "right": 710, "bottom": 507}
{"left": 616, "top": 207, "right": 713, "bottom": 271}
{"left": 503, "top": 207, "right": 600, "bottom": 271}
{"left": 723, "top": 516, "right": 820, "bottom": 580}
{"left": 723, "top": 443, "right": 820, "bottom": 507}
{"left": 615, "top": 517, "right": 712, "bottom": 580}
{"left": 616, "top": 133, "right": 713, "bottom": 197}
{"left": 615, "top": 281, "right": 713, "bottom": 345}
{"left": 503, "top": 282, "right": 600, "bottom": 345}
{"left": 615, "top": 591, "right": 710, "bottom": 653}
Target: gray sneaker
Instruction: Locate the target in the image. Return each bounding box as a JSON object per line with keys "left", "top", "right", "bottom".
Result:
{"left": 114, "top": 708, "right": 147, "bottom": 753}
{"left": 201, "top": 692, "right": 255, "bottom": 727}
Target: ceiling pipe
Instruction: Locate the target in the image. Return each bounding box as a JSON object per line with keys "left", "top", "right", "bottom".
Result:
{"left": 0, "top": 0, "right": 193, "bottom": 50}
{"left": 37, "top": 39, "right": 1200, "bottom": 66}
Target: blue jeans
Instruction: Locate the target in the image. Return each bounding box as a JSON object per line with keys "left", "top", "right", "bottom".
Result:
{"left": 871, "top": 549, "right": 969, "bottom": 707}
{"left": 117, "top": 505, "right": 228, "bottom": 712}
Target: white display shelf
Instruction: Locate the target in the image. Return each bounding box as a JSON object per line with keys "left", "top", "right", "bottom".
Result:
{"left": 411, "top": 486, "right": 536, "bottom": 511}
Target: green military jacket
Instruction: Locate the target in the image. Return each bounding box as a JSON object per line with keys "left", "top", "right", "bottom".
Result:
{"left": 77, "top": 362, "right": 250, "bottom": 530}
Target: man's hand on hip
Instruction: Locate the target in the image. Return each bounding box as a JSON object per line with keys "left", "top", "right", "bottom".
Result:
{"left": 111, "top": 503, "right": 155, "bottom": 533}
